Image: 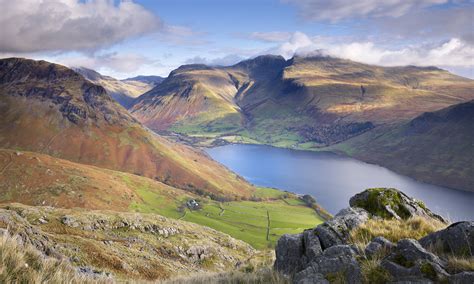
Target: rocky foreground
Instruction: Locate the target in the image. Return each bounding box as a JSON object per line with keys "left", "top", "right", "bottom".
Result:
{"left": 275, "top": 188, "right": 473, "bottom": 283}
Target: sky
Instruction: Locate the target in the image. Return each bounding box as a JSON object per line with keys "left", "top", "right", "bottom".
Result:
{"left": 0, "top": 0, "right": 473, "bottom": 79}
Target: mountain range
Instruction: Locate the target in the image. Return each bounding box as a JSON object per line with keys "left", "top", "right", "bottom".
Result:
{"left": 73, "top": 67, "right": 163, "bottom": 108}
{"left": 0, "top": 58, "right": 254, "bottom": 200}
{"left": 127, "top": 55, "right": 474, "bottom": 191}
{"left": 0, "top": 57, "right": 321, "bottom": 253}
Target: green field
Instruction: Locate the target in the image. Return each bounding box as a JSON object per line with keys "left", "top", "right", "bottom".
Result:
{"left": 128, "top": 181, "right": 324, "bottom": 249}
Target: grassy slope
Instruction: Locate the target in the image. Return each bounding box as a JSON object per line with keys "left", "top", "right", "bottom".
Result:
{"left": 331, "top": 100, "right": 474, "bottom": 192}
{"left": 0, "top": 58, "right": 255, "bottom": 200}
{"left": 129, "top": 56, "right": 474, "bottom": 191}
{"left": 73, "top": 66, "right": 155, "bottom": 108}
{"left": 0, "top": 149, "right": 323, "bottom": 249}
{"left": 131, "top": 56, "right": 474, "bottom": 149}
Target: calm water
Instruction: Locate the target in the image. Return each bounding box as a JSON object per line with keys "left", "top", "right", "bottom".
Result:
{"left": 206, "top": 144, "right": 474, "bottom": 221}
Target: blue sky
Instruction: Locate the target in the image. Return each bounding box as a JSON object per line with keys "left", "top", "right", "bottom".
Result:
{"left": 1, "top": 0, "right": 472, "bottom": 78}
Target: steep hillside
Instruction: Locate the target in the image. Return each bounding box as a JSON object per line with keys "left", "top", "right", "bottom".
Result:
{"left": 0, "top": 203, "right": 256, "bottom": 281}
{"left": 129, "top": 55, "right": 474, "bottom": 191}
{"left": 130, "top": 55, "right": 474, "bottom": 148}
{"left": 73, "top": 67, "right": 158, "bottom": 108}
{"left": 0, "top": 58, "right": 255, "bottom": 200}
{"left": 131, "top": 64, "right": 245, "bottom": 134}
{"left": 0, "top": 149, "right": 323, "bottom": 248}
{"left": 123, "top": 75, "right": 164, "bottom": 85}
{"left": 332, "top": 100, "right": 474, "bottom": 192}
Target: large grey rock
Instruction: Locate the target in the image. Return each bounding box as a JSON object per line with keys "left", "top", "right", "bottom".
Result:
{"left": 294, "top": 245, "right": 361, "bottom": 284}
{"left": 274, "top": 233, "right": 304, "bottom": 275}
{"left": 349, "top": 188, "right": 446, "bottom": 222}
{"left": 303, "top": 229, "right": 322, "bottom": 260}
{"left": 365, "top": 236, "right": 394, "bottom": 257}
{"left": 382, "top": 239, "right": 449, "bottom": 282}
{"left": 450, "top": 271, "right": 474, "bottom": 284}
{"left": 315, "top": 207, "right": 369, "bottom": 249}
{"left": 419, "top": 221, "right": 473, "bottom": 257}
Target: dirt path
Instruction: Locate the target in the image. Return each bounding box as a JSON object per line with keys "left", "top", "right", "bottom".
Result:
{"left": 218, "top": 203, "right": 225, "bottom": 216}
{"left": 0, "top": 152, "right": 13, "bottom": 175}
{"left": 266, "top": 210, "right": 270, "bottom": 241}
{"left": 178, "top": 210, "right": 187, "bottom": 220}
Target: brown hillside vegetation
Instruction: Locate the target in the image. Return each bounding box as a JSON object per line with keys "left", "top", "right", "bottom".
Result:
{"left": 131, "top": 55, "right": 474, "bottom": 146}
{"left": 0, "top": 58, "right": 254, "bottom": 200}
{"left": 334, "top": 100, "right": 474, "bottom": 191}
{"left": 0, "top": 203, "right": 256, "bottom": 282}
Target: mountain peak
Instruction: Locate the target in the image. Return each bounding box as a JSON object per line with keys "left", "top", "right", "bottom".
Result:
{"left": 0, "top": 57, "right": 81, "bottom": 83}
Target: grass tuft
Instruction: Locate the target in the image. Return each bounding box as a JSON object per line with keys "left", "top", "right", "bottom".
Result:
{"left": 0, "top": 231, "right": 108, "bottom": 283}
{"left": 350, "top": 216, "right": 446, "bottom": 249}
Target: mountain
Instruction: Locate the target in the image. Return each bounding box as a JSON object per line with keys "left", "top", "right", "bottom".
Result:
{"left": 0, "top": 58, "right": 254, "bottom": 200}
{"left": 332, "top": 100, "right": 474, "bottom": 192}
{"left": 73, "top": 67, "right": 158, "bottom": 108}
{"left": 130, "top": 55, "right": 473, "bottom": 147}
{"left": 129, "top": 55, "right": 474, "bottom": 190}
{"left": 123, "top": 75, "right": 164, "bottom": 85}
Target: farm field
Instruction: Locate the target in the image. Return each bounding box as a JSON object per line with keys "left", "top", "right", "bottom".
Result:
{"left": 129, "top": 182, "right": 324, "bottom": 248}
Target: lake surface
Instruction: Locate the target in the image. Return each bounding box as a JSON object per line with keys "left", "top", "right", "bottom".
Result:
{"left": 206, "top": 144, "right": 474, "bottom": 221}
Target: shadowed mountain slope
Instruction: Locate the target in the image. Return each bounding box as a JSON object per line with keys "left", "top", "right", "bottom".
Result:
{"left": 333, "top": 100, "right": 474, "bottom": 192}
{"left": 130, "top": 55, "right": 473, "bottom": 147}
{"left": 73, "top": 67, "right": 160, "bottom": 108}
{"left": 0, "top": 58, "right": 254, "bottom": 200}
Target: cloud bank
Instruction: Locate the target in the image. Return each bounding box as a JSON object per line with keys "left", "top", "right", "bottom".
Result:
{"left": 0, "top": 0, "right": 161, "bottom": 53}
{"left": 265, "top": 32, "right": 473, "bottom": 69}
{"left": 283, "top": 0, "right": 448, "bottom": 22}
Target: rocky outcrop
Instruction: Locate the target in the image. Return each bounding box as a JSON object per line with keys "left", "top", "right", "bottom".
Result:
{"left": 381, "top": 239, "right": 449, "bottom": 282}
{"left": 419, "top": 221, "right": 473, "bottom": 257}
{"left": 274, "top": 206, "right": 369, "bottom": 282}
{"left": 274, "top": 188, "right": 471, "bottom": 283}
{"left": 349, "top": 188, "right": 446, "bottom": 222}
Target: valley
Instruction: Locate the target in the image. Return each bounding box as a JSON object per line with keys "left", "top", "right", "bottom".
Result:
{"left": 129, "top": 55, "right": 474, "bottom": 192}
{"left": 1, "top": 1, "right": 472, "bottom": 283}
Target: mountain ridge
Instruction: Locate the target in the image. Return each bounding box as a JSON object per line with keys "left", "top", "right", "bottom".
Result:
{"left": 0, "top": 58, "right": 255, "bottom": 200}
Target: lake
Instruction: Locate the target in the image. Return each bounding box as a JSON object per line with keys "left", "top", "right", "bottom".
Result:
{"left": 206, "top": 144, "right": 474, "bottom": 221}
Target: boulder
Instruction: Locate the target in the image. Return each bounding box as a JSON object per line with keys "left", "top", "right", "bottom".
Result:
{"left": 274, "top": 233, "right": 305, "bottom": 275}
{"left": 419, "top": 221, "right": 473, "bottom": 257}
{"left": 294, "top": 245, "right": 361, "bottom": 284}
{"left": 303, "top": 229, "right": 322, "bottom": 260}
{"left": 382, "top": 239, "right": 449, "bottom": 282}
{"left": 365, "top": 236, "right": 394, "bottom": 257}
{"left": 315, "top": 207, "right": 369, "bottom": 249}
{"left": 349, "top": 188, "right": 446, "bottom": 222}
{"left": 450, "top": 271, "right": 474, "bottom": 284}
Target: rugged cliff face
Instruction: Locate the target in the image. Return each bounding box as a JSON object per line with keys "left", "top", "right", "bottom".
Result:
{"left": 274, "top": 188, "right": 473, "bottom": 283}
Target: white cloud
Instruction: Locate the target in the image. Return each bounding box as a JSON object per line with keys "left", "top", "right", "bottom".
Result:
{"left": 61, "top": 52, "right": 160, "bottom": 73}
{"left": 184, "top": 54, "right": 245, "bottom": 66}
{"left": 265, "top": 32, "right": 474, "bottom": 70}
{"left": 248, "top": 32, "right": 292, "bottom": 42}
{"left": 0, "top": 0, "right": 161, "bottom": 53}
{"left": 283, "top": 0, "right": 448, "bottom": 22}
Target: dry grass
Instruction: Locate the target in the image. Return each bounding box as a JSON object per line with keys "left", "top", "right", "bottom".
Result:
{"left": 350, "top": 216, "right": 447, "bottom": 249}
{"left": 159, "top": 269, "right": 289, "bottom": 284}
{"left": 358, "top": 249, "right": 392, "bottom": 284}
{"left": 0, "top": 231, "right": 108, "bottom": 284}
{"left": 445, "top": 256, "right": 474, "bottom": 274}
